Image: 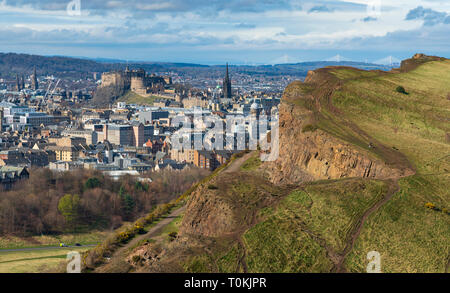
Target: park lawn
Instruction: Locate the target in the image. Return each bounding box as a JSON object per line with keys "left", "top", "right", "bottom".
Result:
{"left": 0, "top": 247, "right": 90, "bottom": 273}
{"left": 0, "top": 231, "right": 110, "bottom": 250}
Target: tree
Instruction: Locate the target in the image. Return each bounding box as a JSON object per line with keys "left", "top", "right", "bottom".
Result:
{"left": 58, "top": 194, "right": 81, "bottom": 231}
{"left": 85, "top": 177, "right": 101, "bottom": 189}
{"left": 121, "top": 194, "right": 135, "bottom": 221}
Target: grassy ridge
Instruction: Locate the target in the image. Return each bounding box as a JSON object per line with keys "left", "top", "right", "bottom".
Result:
{"left": 327, "top": 60, "right": 450, "bottom": 272}
{"left": 241, "top": 58, "right": 449, "bottom": 272}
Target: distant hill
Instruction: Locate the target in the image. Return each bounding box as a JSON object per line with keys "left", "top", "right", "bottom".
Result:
{"left": 0, "top": 52, "right": 392, "bottom": 80}
{"left": 0, "top": 53, "right": 112, "bottom": 78}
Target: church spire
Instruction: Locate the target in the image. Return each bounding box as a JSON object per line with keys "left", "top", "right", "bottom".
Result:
{"left": 223, "top": 63, "right": 232, "bottom": 99}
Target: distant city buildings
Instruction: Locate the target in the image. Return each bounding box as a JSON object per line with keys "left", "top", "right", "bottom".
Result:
{"left": 0, "top": 63, "right": 281, "bottom": 188}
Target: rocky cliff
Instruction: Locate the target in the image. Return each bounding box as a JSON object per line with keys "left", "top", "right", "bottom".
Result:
{"left": 264, "top": 70, "right": 414, "bottom": 184}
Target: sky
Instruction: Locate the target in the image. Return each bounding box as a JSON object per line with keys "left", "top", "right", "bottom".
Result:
{"left": 0, "top": 0, "right": 449, "bottom": 65}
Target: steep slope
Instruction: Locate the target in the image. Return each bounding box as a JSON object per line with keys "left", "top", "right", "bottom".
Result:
{"left": 100, "top": 55, "right": 449, "bottom": 273}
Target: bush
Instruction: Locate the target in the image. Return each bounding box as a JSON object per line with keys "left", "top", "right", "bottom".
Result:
{"left": 396, "top": 86, "right": 408, "bottom": 95}
{"left": 302, "top": 124, "right": 318, "bottom": 133}
{"left": 425, "top": 202, "right": 435, "bottom": 209}
{"left": 134, "top": 223, "right": 146, "bottom": 235}
{"left": 208, "top": 184, "right": 219, "bottom": 190}
{"left": 85, "top": 177, "right": 101, "bottom": 189}
{"left": 117, "top": 231, "right": 134, "bottom": 244}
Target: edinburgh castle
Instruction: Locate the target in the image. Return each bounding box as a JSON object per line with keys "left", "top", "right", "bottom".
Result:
{"left": 100, "top": 67, "right": 172, "bottom": 97}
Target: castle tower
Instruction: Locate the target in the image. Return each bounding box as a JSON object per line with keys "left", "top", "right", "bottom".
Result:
{"left": 223, "top": 63, "right": 232, "bottom": 99}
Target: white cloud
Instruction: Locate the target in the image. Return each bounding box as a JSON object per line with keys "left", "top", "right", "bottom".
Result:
{"left": 0, "top": 0, "right": 448, "bottom": 62}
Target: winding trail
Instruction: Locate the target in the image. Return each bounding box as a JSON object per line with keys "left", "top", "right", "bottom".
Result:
{"left": 224, "top": 152, "right": 254, "bottom": 173}
{"left": 334, "top": 179, "right": 400, "bottom": 273}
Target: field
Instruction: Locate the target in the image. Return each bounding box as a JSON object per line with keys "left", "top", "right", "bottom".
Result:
{"left": 0, "top": 231, "right": 110, "bottom": 250}
{"left": 0, "top": 231, "right": 110, "bottom": 273}
{"left": 0, "top": 247, "right": 90, "bottom": 273}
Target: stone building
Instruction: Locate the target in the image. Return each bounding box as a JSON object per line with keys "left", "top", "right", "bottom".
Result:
{"left": 100, "top": 68, "right": 167, "bottom": 97}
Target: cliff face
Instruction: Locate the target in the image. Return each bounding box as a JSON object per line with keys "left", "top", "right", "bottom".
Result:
{"left": 181, "top": 182, "right": 237, "bottom": 238}
{"left": 180, "top": 173, "right": 281, "bottom": 238}
{"left": 265, "top": 84, "right": 412, "bottom": 185}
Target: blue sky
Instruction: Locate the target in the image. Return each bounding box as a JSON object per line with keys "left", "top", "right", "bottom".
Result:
{"left": 0, "top": 0, "right": 449, "bottom": 64}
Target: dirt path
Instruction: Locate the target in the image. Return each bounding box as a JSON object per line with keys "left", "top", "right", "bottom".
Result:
{"left": 334, "top": 180, "right": 400, "bottom": 273}
{"left": 224, "top": 152, "right": 254, "bottom": 173}
{"left": 96, "top": 206, "right": 185, "bottom": 273}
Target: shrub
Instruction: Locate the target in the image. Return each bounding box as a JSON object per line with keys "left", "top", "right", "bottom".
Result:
{"left": 117, "top": 231, "right": 134, "bottom": 244}
{"left": 302, "top": 124, "right": 318, "bottom": 133}
{"left": 425, "top": 202, "right": 435, "bottom": 209}
{"left": 134, "top": 222, "right": 146, "bottom": 235}
{"left": 396, "top": 86, "right": 408, "bottom": 95}
{"left": 85, "top": 177, "right": 101, "bottom": 189}
{"left": 208, "top": 184, "right": 219, "bottom": 190}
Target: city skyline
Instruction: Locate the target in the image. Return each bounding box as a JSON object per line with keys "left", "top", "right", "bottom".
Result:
{"left": 0, "top": 0, "right": 449, "bottom": 64}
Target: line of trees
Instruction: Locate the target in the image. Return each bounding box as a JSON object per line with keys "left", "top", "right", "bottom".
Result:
{"left": 0, "top": 167, "right": 209, "bottom": 236}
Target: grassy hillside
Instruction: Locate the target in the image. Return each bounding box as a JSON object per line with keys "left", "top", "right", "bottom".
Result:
{"left": 117, "top": 91, "right": 162, "bottom": 106}
{"left": 327, "top": 59, "right": 450, "bottom": 273}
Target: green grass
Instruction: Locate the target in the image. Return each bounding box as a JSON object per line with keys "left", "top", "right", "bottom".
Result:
{"left": 0, "top": 231, "right": 109, "bottom": 250}
{"left": 345, "top": 174, "right": 450, "bottom": 273}
{"left": 240, "top": 152, "right": 262, "bottom": 171}
{"left": 299, "top": 180, "right": 387, "bottom": 252}
{"left": 242, "top": 179, "right": 386, "bottom": 272}
{"left": 243, "top": 189, "right": 333, "bottom": 272}
{"left": 0, "top": 247, "right": 89, "bottom": 273}
{"left": 117, "top": 91, "right": 162, "bottom": 106}
{"left": 159, "top": 215, "right": 182, "bottom": 243}
{"left": 323, "top": 59, "right": 450, "bottom": 272}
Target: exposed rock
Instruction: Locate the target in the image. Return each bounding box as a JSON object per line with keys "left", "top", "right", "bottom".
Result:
{"left": 264, "top": 91, "right": 412, "bottom": 185}
{"left": 181, "top": 182, "right": 237, "bottom": 238}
